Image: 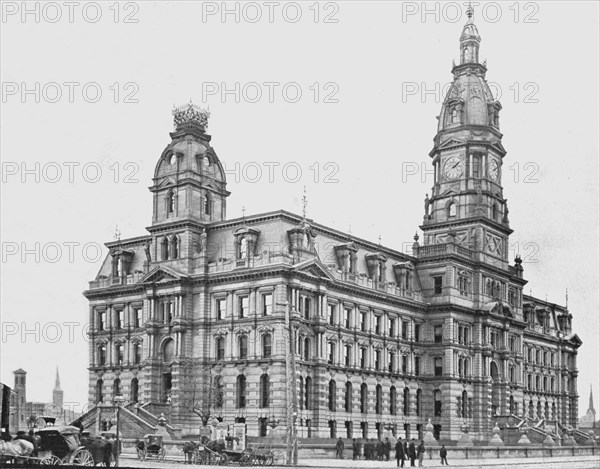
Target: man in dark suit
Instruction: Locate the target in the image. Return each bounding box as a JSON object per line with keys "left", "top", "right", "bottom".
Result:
{"left": 395, "top": 438, "right": 406, "bottom": 467}
{"left": 408, "top": 439, "right": 417, "bottom": 466}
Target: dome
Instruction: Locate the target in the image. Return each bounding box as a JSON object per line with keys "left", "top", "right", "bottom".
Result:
{"left": 460, "top": 23, "right": 480, "bottom": 43}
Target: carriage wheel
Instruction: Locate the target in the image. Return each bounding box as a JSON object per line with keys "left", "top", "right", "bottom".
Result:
{"left": 41, "top": 455, "right": 62, "bottom": 465}
{"left": 71, "top": 448, "right": 94, "bottom": 466}
{"left": 218, "top": 453, "right": 229, "bottom": 466}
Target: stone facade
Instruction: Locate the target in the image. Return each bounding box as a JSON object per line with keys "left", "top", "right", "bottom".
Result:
{"left": 84, "top": 14, "right": 581, "bottom": 442}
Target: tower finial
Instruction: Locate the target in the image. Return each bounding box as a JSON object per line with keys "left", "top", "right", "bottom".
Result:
{"left": 113, "top": 225, "right": 121, "bottom": 242}
{"left": 241, "top": 206, "right": 246, "bottom": 223}
{"left": 55, "top": 367, "right": 61, "bottom": 390}
{"left": 467, "top": 1, "right": 474, "bottom": 23}
{"left": 302, "top": 186, "right": 308, "bottom": 220}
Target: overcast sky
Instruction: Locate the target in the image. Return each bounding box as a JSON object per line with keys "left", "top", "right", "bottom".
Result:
{"left": 1, "top": 1, "right": 598, "bottom": 416}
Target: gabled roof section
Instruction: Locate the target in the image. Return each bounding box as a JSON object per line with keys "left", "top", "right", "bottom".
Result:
{"left": 139, "top": 265, "right": 184, "bottom": 284}
{"left": 564, "top": 333, "right": 582, "bottom": 348}
{"left": 294, "top": 258, "right": 335, "bottom": 281}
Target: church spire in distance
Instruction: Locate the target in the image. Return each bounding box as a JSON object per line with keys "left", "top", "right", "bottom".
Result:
{"left": 54, "top": 366, "right": 61, "bottom": 391}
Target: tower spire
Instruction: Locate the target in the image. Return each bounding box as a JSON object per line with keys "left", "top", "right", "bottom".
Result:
{"left": 590, "top": 384, "right": 595, "bottom": 412}
{"left": 55, "top": 367, "right": 61, "bottom": 390}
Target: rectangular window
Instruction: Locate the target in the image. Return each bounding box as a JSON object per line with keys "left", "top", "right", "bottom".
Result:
{"left": 134, "top": 343, "right": 142, "bottom": 364}
{"left": 374, "top": 350, "right": 381, "bottom": 370}
{"left": 360, "top": 311, "right": 367, "bottom": 332}
{"left": 239, "top": 296, "right": 249, "bottom": 318}
{"left": 344, "top": 308, "right": 351, "bottom": 329}
{"left": 328, "top": 304, "right": 335, "bottom": 326}
{"left": 414, "top": 324, "right": 421, "bottom": 342}
{"left": 375, "top": 316, "right": 381, "bottom": 335}
{"left": 97, "top": 311, "right": 106, "bottom": 331}
{"left": 434, "top": 357, "right": 443, "bottom": 376}
{"left": 389, "top": 318, "right": 395, "bottom": 337}
{"left": 401, "top": 355, "right": 408, "bottom": 374}
{"left": 433, "top": 276, "right": 443, "bottom": 295}
{"left": 388, "top": 352, "right": 395, "bottom": 373}
{"left": 434, "top": 325, "right": 443, "bottom": 343}
{"left": 414, "top": 356, "right": 421, "bottom": 376}
{"left": 115, "top": 310, "right": 124, "bottom": 330}
{"left": 134, "top": 308, "right": 143, "bottom": 328}
{"left": 360, "top": 348, "right": 366, "bottom": 368}
{"left": 216, "top": 298, "right": 226, "bottom": 320}
{"left": 303, "top": 296, "right": 311, "bottom": 319}
{"left": 328, "top": 343, "right": 335, "bottom": 365}
{"left": 401, "top": 321, "right": 409, "bottom": 340}
{"left": 262, "top": 293, "right": 273, "bottom": 316}
{"left": 344, "top": 345, "right": 351, "bottom": 366}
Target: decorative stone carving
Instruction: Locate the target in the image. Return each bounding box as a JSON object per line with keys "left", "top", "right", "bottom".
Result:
{"left": 488, "top": 422, "right": 504, "bottom": 446}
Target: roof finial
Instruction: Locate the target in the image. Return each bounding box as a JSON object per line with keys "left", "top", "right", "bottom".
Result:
{"left": 241, "top": 206, "right": 246, "bottom": 222}
{"left": 302, "top": 186, "right": 308, "bottom": 220}
{"left": 378, "top": 234, "right": 382, "bottom": 246}
{"left": 565, "top": 288, "right": 569, "bottom": 308}
{"left": 113, "top": 225, "right": 121, "bottom": 242}
{"left": 467, "top": 1, "right": 474, "bottom": 23}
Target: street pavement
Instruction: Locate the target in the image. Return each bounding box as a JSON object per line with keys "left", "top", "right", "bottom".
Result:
{"left": 117, "top": 454, "right": 600, "bottom": 469}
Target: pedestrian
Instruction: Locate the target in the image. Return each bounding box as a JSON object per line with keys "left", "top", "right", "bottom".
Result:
{"left": 335, "top": 437, "right": 345, "bottom": 459}
{"left": 408, "top": 439, "right": 416, "bottom": 467}
{"left": 377, "top": 439, "right": 384, "bottom": 460}
{"left": 417, "top": 440, "right": 425, "bottom": 466}
{"left": 395, "top": 438, "right": 406, "bottom": 467}
{"left": 352, "top": 438, "right": 360, "bottom": 460}
{"left": 440, "top": 444, "right": 448, "bottom": 465}
{"left": 384, "top": 437, "right": 391, "bottom": 461}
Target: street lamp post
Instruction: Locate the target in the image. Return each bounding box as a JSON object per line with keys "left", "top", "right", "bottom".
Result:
{"left": 113, "top": 394, "right": 125, "bottom": 467}
{"left": 277, "top": 301, "right": 299, "bottom": 466}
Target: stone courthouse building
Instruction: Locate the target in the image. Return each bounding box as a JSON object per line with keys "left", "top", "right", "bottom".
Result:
{"left": 83, "top": 11, "right": 581, "bottom": 442}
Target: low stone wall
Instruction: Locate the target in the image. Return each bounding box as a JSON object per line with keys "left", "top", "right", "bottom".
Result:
{"left": 118, "top": 438, "right": 598, "bottom": 462}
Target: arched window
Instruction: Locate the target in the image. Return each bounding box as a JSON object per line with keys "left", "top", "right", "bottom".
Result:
{"left": 298, "top": 376, "right": 304, "bottom": 410}
{"left": 161, "top": 237, "right": 170, "bottom": 260}
{"left": 390, "top": 386, "right": 397, "bottom": 415}
{"left": 170, "top": 236, "right": 179, "bottom": 259}
{"left": 448, "top": 202, "right": 457, "bottom": 217}
{"left": 360, "top": 383, "right": 368, "bottom": 413}
{"left": 416, "top": 389, "right": 422, "bottom": 416}
{"left": 262, "top": 334, "right": 272, "bottom": 358}
{"left": 216, "top": 337, "right": 225, "bottom": 360}
{"left": 239, "top": 336, "right": 248, "bottom": 359}
{"left": 328, "top": 380, "right": 337, "bottom": 412}
{"left": 97, "top": 345, "right": 106, "bottom": 366}
{"left": 167, "top": 190, "right": 175, "bottom": 213}
{"left": 96, "top": 379, "right": 103, "bottom": 403}
{"left": 259, "top": 374, "right": 270, "bottom": 408}
{"left": 237, "top": 375, "right": 246, "bottom": 408}
{"left": 133, "top": 342, "right": 142, "bottom": 365}
{"left": 403, "top": 387, "right": 410, "bottom": 416}
{"left": 131, "top": 378, "right": 139, "bottom": 402}
{"left": 305, "top": 377, "right": 312, "bottom": 410}
{"left": 214, "top": 376, "right": 224, "bottom": 408}
{"left": 304, "top": 338, "right": 310, "bottom": 361}
{"left": 204, "top": 193, "right": 211, "bottom": 216}
{"left": 345, "top": 382, "right": 352, "bottom": 412}
{"left": 113, "top": 378, "right": 121, "bottom": 397}
{"left": 461, "top": 391, "right": 468, "bottom": 418}
{"left": 162, "top": 339, "right": 174, "bottom": 363}
{"left": 375, "top": 384, "right": 383, "bottom": 414}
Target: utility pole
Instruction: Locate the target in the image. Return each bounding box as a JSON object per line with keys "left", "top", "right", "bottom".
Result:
{"left": 278, "top": 301, "right": 299, "bottom": 465}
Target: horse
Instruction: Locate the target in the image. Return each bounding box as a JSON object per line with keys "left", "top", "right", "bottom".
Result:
{"left": 182, "top": 441, "right": 197, "bottom": 464}
{"left": 80, "top": 436, "right": 113, "bottom": 467}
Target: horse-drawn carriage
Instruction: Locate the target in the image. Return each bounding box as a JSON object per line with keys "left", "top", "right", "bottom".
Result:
{"left": 0, "top": 425, "right": 95, "bottom": 466}
{"left": 136, "top": 434, "right": 166, "bottom": 461}
{"left": 180, "top": 438, "right": 276, "bottom": 466}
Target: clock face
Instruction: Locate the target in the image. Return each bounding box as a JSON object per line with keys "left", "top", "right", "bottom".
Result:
{"left": 443, "top": 156, "right": 464, "bottom": 180}
{"left": 489, "top": 159, "right": 500, "bottom": 181}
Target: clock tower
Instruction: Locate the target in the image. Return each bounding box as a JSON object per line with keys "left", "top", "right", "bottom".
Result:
{"left": 421, "top": 7, "right": 510, "bottom": 270}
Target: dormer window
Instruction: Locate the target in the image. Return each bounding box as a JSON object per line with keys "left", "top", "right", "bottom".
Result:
{"left": 365, "top": 252, "right": 387, "bottom": 283}
{"left": 334, "top": 243, "right": 358, "bottom": 274}
{"left": 239, "top": 237, "right": 248, "bottom": 259}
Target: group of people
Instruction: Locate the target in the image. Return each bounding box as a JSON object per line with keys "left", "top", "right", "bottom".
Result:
{"left": 394, "top": 438, "right": 425, "bottom": 467}
{"left": 337, "top": 437, "right": 394, "bottom": 460}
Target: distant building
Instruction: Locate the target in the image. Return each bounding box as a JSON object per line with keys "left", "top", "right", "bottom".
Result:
{"left": 0, "top": 381, "right": 17, "bottom": 435}
{"left": 579, "top": 386, "right": 597, "bottom": 430}
{"left": 11, "top": 368, "right": 79, "bottom": 431}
